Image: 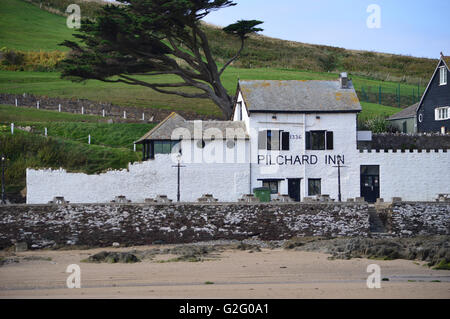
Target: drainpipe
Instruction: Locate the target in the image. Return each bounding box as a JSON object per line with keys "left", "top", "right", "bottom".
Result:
{"left": 249, "top": 139, "right": 252, "bottom": 195}
{"left": 303, "top": 114, "right": 307, "bottom": 200}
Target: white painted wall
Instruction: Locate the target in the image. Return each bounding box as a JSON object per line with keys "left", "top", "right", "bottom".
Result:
{"left": 27, "top": 155, "right": 250, "bottom": 204}
{"left": 27, "top": 108, "right": 450, "bottom": 204}
{"left": 249, "top": 112, "right": 360, "bottom": 201}
{"left": 357, "top": 150, "right": 450, "bottom": 201}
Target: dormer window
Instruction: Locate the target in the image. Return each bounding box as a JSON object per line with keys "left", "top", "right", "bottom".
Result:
{"left": 440, "top": 66, "right": 447, "bottom": 86}
{"left": 237, "top": 102, "right": 243, "bottom": 121}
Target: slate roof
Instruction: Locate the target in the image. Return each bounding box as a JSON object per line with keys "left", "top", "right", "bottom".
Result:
{"left": 136, "top": 113, "right": 249, "bottom": 143}
{"left": 387, "top": 103, "right": 418, "bottom": 121}
{"left": 238, "top": 80, "right": 362, "bottom": 113}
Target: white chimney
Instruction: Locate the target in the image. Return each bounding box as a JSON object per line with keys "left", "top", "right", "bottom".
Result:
{"left": 340, "top": 72, "right": 349, "bottom": 89}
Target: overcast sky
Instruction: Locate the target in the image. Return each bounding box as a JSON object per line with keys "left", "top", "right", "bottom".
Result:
{"left": 201, "top": 0, "right": 450, "bottom": 59}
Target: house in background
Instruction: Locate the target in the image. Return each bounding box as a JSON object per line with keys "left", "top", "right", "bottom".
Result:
{"left": 387, "top": 102, "right": 418, "bottom": 133}
{"left": 388, "top": 53, "right": 450, "bottom": 134}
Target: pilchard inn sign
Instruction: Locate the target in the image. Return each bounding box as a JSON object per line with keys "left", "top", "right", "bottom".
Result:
{"left": 257, "top": 154, "right": 345, "bottom": 166}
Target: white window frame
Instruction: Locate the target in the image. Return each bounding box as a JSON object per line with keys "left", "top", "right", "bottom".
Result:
{"left": 439, "top": 66, "right": 447, "bottom": 86}
{"left": 435, "top": 107, "right": 449, "bottom": 121}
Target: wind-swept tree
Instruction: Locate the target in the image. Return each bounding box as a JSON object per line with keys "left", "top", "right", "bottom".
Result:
{"left": 60, "top": 0, "right": 263, "bottom": 119}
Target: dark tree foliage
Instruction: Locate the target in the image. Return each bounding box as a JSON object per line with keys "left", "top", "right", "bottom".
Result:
{"left": 60, "top": 0, "right": 263, "bottom": 118}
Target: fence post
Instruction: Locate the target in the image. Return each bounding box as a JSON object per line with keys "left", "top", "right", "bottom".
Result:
{"left": 123, "top": 111, "right": 127, "bottom": 119}
{"left": 397, "top": 83, "right": 400, "bottom": 107}
{"left": 11, "top": 123, "right": 14, "bottom": 135}
{"left": 15, "top": 98, "right": 18, "bottom": 107}
{"left": 378, "top": 85, "right": 381, "bottom": 105}
{"left": 88, "top": 135, "right": 91, "bottom": 145}
{"left": 142, "top": 113, "right": 145, "bottom": 121}
{"left": 37, "top": 101, "right": 40, "bottom": 109}
{"left": 58, "top": 104, "right": 61, "bottom": 112}
{"left": 133, "top": 143, "right": 136, "bottom": 152}
{"left": 102, "top": 109, "right": 105, "bottom": 117}
{"left": 45, "top": 127, "right": 47, "bottom": 137}
{"left": 81, "top": 107, "right": 84, "bottom": 115}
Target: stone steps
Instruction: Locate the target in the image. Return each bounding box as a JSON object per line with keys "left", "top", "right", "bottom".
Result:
{"left": 368, "top": 206, "right": 386, "bottom": 233}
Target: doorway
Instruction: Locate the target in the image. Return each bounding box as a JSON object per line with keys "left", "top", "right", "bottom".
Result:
{"left": 288, "top": 178, "right": 301, "bottom": 202}
{"left": 360, "top": 166, "right": 380, "bottom": 203}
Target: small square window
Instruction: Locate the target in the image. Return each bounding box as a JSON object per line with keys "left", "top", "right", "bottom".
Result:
{"left": 311, "top": 131, "right": 325, "bottom": 150}
{"left": 306, "top": 131, "right": 333, "bottom": 150}
{"left": 308, "top": 179, "right": 321, "bottom": 196}
{"left": 263, "top": 180, "right": 279, "bottom": 194}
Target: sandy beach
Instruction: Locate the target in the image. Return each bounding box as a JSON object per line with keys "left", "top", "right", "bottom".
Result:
{"left": 1, "top": 244, "right": 449, "bottom": 299}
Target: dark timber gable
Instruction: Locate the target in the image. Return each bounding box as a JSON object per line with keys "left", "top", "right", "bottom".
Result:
{"left": 417, "top": 59, "right": 450, "bottom": 133}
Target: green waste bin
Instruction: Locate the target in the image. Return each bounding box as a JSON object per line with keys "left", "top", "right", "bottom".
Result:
{"left": 253, "top": 187, "right": 271, "bottom": 203}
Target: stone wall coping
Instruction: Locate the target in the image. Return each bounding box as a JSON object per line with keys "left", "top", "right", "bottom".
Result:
{"left": 1, "top": 202, "right": 370, "bottom": 208}
{"left": 359, "top": 149, "right": 448, "bottom": 153}
{"left": 3, "top": 201, "right": 447, "bottom": 209}
{"left": 391, "top": 201, "right": 450, "bottom": 205}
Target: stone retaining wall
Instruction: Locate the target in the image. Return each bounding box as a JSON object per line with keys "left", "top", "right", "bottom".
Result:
{"left": 0, "top": 93, "right": 223, "bottom": 122}
{"left": 389, "top": 202, "right": 450, "bottom": 237}
{"left": 0, "top": 203, "right": 369, "bottom": 249}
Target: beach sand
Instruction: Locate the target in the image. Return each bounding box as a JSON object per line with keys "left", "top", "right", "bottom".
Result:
{"left": 1, "top": 245, "right": 449, "bottom": 299}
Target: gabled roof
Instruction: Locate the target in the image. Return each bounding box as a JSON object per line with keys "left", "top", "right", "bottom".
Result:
{"left": 416, "top": 53, "right": 450, "bottom": 112}
{"left": 442, "top": 56, "right": 450, "bottom": 70}
{"left": 388, "top": 103, "right": 418, "bottom": 120}
{"left": 135, "top": 112, "right": 249, "bottom": 143}
{"left": 238, "top": 80, "right": 362, "bottom": 113}
{"left": 136, "top": 112, "right": 186, "bottom": 143}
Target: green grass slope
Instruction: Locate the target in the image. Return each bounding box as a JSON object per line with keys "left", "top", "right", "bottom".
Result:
{"left": 0, "top": 0, "right": 75, "bottom": 51}
{"left": 0, "top": 104, "right": 103, "bottom": 122}
{"left": 0, "top": 69, "right": 411, "bottom": 118}
{"left": 359, "top": 102, "right": 399, "bottom": 122}
{"left": 0, "top": 130, "right": 140, "bottom": 193}
{"left": 1, "top": 0, "right": 437, "bottom": 83}
{"left": 0, "top": 105, "right": 152, "bottom": 193}
{"left": 0, "top": 105, "right": 155, "bottom": 148}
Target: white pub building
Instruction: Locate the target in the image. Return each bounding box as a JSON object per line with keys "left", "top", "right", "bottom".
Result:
{"left": 27, "top": 74, "right": 450, "bottom": 204}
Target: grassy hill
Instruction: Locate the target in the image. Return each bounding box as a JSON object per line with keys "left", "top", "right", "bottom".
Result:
{"left": 0, "top": 69, "right": 413, "bottom": 119}
{"left": 0, "top": 0, "right": 75, "bottom": 51}
{"left": 0, "top": 105, "right": 149, "bottom": 194}
{"left": 0, "top": 104, "right": 154, "bottom": 148}
{"left": 0, "top": 0, "right": 437, "bottom": 84}
{"left": 0, "top": 0, "right": 430, "bottom": 112}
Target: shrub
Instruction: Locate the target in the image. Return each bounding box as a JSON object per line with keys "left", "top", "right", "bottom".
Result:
{"left": 0, "top": 48, "right": 25, "bottom": 66}
{"left": 0, "top": 48, "right": 66, "bottom": 71}
{"left": 364, "top": 116, "right": 398, "bottom": 133}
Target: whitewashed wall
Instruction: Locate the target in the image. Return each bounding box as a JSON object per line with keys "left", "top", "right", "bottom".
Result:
{"left": 249, "top": 112, "right": 360, "bottom": 201}
{"left": 27, "top": 104, "right": 450, "bottom": 204}
{"left": 26, "top": 149, "right": 450, "bottom": 204}
{"left": 357, "top": 150, "right": 450, "bottom": 201}
{"left": 27, "top": 155, "right": 250, "bottom": 204}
